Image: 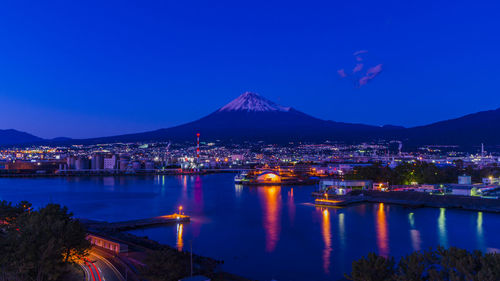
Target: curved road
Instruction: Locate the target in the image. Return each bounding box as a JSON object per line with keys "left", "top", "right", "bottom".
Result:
{"left": 79, "top": 248, "right": 125, "bottom": 281}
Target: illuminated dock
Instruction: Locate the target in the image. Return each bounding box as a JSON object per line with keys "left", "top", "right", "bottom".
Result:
{"left": 314, "top": 197, "right": 365, "bottom": 207}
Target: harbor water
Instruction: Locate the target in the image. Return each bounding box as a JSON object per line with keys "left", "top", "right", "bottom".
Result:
{"left": 0, "top": 174, "right": 499, "bottom": 280}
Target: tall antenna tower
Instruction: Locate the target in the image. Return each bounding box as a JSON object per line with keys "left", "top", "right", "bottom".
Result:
{"left": 196, "top": 133, "right": 200, "bottom": 164}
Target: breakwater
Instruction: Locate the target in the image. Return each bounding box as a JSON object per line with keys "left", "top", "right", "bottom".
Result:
{"left": 313, "top": 190, "right": 500, "bottom": 213}
{"left": 82, "top": 214, "right": 190, "bottom": 232}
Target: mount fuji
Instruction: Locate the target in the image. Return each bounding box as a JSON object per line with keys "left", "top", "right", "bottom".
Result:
{"left": 4, "top": 92, "right": 500, "bottom": 146}
{"left": 82, "top": 92, "right": 389, "bottom": 144}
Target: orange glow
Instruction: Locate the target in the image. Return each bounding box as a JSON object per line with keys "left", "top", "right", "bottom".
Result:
{"left": 375, "top": 203, "right": 389, "bottom": 257}
{"left": 321, "top": 209, "right": 332, "bottom": 274}
{"left": 257, "top": 172, "right": 281, "bottom": 183}
{"left": 315, "top": 199, "right": 341, "bottom": 203}
{"left": 259, "top": 186, "right": 282, "bottom": 252}
{"left": 176, "top": 223, "right": 184, "bottom": 251}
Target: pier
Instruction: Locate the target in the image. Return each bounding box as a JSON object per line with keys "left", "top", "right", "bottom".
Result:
{"left": 84, "top": 214, "right": 190, "bottom": 231}
{"left": 313, "top": 190, "right": 500, "bottom": 213}
{"left": 314, "top": 197, "right": 366, "bottom": 207}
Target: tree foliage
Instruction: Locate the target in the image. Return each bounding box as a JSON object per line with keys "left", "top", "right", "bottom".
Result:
{"left": 0, "top": 201, "right": 90, "bottom": 281}
{"left": 346, "top": 252, "right": 395, "bottom": 281}
{"left": 347, "top": 247, "right": 500, "bottom": 281}
{"left": 345, "top": 161, "right": 499, "bottom": 185}
{"left": 140, "top": 246, "right": 219, "bottom": 281}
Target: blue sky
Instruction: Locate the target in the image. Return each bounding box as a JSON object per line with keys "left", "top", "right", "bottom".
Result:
{"left": 1, "top": 0, "right": 499, "bottom": 138}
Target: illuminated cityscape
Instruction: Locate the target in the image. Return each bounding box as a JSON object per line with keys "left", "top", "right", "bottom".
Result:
{"left": 2, "top": 1, "right": 500, "bottom": 281}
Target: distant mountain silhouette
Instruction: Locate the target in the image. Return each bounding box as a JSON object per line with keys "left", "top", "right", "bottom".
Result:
{"left": 0, "top": 129, "right": 43, "bottom": 145}
{"left": 403, "top": 108, "right": 500, "bottom": 146}
{"left": 2, "top": 93, "right": 500, "bottom": 147}
{"left": 77, "top": 92, "right": 500, "bottom": 146}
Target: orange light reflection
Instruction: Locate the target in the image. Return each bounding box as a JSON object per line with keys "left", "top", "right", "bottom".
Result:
{"left": 176, "top": 223, "right": 183, "bottom": 251}
{"left": 321, "top": 209, "right": 332, "bottom": 274}
{"left": 259, "top": 186, "right": 282, "bottom": 252}
{"left": 375, "top": 203, "right": 389, "bottom": 257}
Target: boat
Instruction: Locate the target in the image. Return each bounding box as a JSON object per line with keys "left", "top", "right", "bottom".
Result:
{"left": 234, "top": 172, "right": 249, "bottom": 184}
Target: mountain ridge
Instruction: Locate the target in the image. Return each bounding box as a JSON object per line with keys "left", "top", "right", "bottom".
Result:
{"left": 2, "top": 93, "right": 500, "bottom": 146}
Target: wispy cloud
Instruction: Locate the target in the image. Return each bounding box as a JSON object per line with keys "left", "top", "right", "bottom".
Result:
{"left": 352, "top": 63, "right": 364, "bottom": 73}
{"left": 353, "top": 50, "right": 368, "bottom": 56}
{"left": 338, "top": 51, "right": 383, "bottom": 87}
{"left": 359, "top": 64, "right": 383, "bottom": 86}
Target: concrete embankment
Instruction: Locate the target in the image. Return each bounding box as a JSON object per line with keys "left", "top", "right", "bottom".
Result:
{"left": 0, "top": 170, "right": 239, "bottom": 178}
{"left": 83, "top": 214, "right": 190, "bottom": 231}
{"left": 314, "top": 190, "right": 500, "bottom": 213}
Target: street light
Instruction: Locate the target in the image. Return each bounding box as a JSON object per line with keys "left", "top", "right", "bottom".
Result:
{"left": 178, "top": 206, "right": 183, "bottom": 215}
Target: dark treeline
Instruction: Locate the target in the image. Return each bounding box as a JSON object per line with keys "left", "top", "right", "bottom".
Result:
{"left": 141, "top": 246, "right": 209, "bottom": 281}
{"left": 0, "top": 201, "right": 89, "bottom": 281}
{"left": 344, "top": 161, "right": 500, "bottom": 185}
{"left": 346, "top": 246, "right": 500, "bottom": 281}
{"left": 139, "top": 245, "right": 250, "bottom": 281}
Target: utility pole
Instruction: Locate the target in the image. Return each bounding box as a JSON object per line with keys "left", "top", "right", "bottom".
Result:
{"left": 190, "top": 240, "right": 193, "bottom": 276}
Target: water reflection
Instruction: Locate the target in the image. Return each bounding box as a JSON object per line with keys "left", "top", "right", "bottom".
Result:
{"left": 477, "top": 212, "right": 485, "bottom": 250}
{"left": 103, "top": 176, "right": 115, "bottom": 187}
{"left": 410, "top": 230, "right": 421, "bottom": 251}
{"left": 194, "top": 176, "right": 204, "bottom": 207}
{"left": 183, "top": 175, "right": 187, "bottom": 189}
{"left": 338, "top": 213, "right": 346, "bottom": 250}
{"left": 408, "top": 212, "right": 415, "bottom": 228}
{"left": 192, "top": 176, "right": 203, "bottom": 237}
{"left": 321, "top": 209, "right": 332, "bottom": 274}
{"left": 258, "top": 186, "right": 282, "bottom": 252}
{"left": 375, "top": 203, "right": 388, "bottom": 257}
{"left": 438, "top": 208, "right": 448, "bottom": 248}
{"left": 408, "top": 212, "right": 421, "bottom": 251}
{"left": 160, "top": 175, "right": 166, "bottom": 196}
{"left": 288, "top": 188, "right": 295, "bottom": 225}
{"left": 235, "top": 184, "right": 243, "bottom": 198}
{"left": 176, "top": 223, "right": 184, "bottom": 251}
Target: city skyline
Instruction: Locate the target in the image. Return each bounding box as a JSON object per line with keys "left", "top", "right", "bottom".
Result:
{"left": 1, "top": 0, "right": 500, "bottom": 138}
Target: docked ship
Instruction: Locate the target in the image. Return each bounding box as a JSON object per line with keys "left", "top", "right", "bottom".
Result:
{"left": 234, "top": 171, "right": 249, "bottom": 184}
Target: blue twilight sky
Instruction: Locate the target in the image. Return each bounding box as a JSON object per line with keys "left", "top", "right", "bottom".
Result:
{"left": 1, "top": 0, "right": 499, "bottom": 138}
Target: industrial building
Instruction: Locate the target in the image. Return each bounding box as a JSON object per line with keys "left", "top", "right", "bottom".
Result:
{"left": 319, "top": 179, "right": 373, "bottom": 195}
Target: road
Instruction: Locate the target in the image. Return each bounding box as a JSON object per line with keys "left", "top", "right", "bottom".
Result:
{"left": 79, "top": 248, "right": 125, "bottom": 281}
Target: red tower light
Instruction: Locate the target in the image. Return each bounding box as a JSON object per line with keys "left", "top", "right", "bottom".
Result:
{"left": 196, "top": 133, "right": 200, "bottom": 163}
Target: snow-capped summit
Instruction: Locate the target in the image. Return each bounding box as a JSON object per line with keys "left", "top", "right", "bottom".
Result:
{"left": 219, "top": 92, "right": 291, "bottom": 112}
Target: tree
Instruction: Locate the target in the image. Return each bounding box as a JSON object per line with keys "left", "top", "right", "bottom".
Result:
{"left": 0, "top": 200, "right": 31, "bottom": 226}
{"left": 0, "top": 202, "right": 90, "bottom": 281}
{"left": 348, "top": 247, "right": 500, "bottom": 281}
{"left": 346, "top": 253, "right": 395, "bottom": 281}
{"left": 395, "top": 251, "right": 427, "bottom": 281}
{"left": 141, "top": 247, "right": 190, "bottom": 281}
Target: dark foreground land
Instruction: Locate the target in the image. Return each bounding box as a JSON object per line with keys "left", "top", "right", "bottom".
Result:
{"left": 83, "top": 220, "right": 253, "bottom": 281}
{"left": 0, "top": 200, "right": 251, "bottom": 281}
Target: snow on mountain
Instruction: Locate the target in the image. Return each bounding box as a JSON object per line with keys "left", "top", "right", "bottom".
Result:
{"left": 218, "top": 92, "right": 291, "bottom": 112}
